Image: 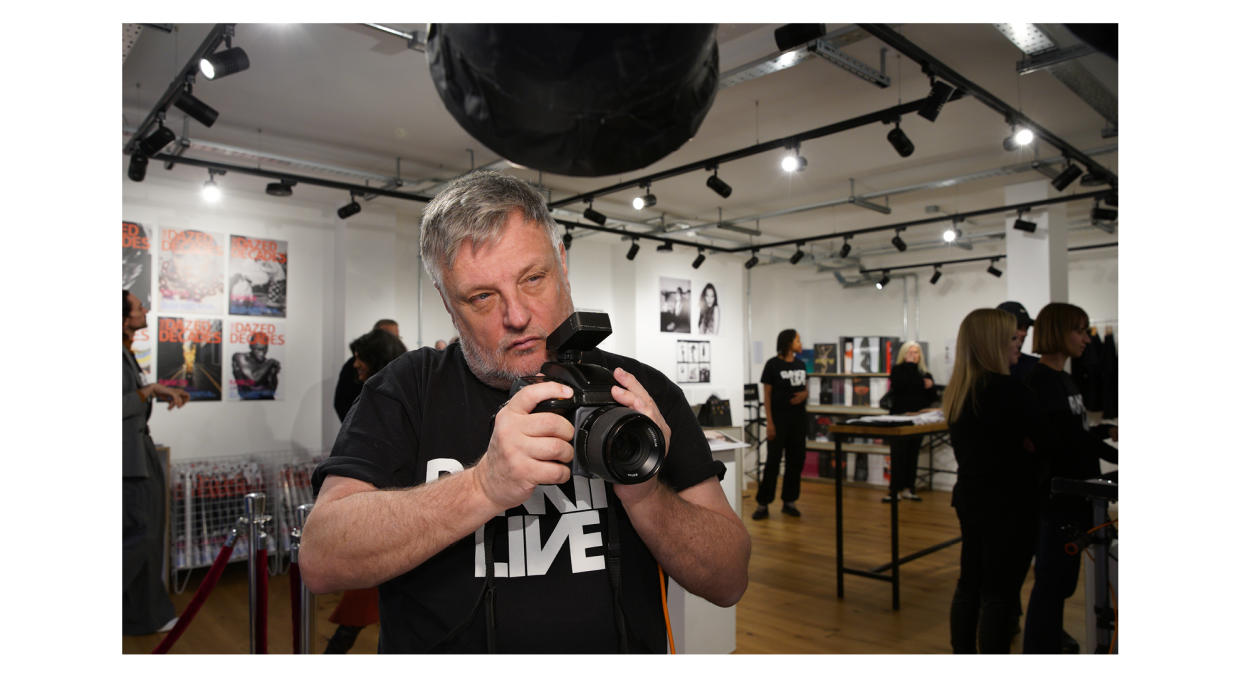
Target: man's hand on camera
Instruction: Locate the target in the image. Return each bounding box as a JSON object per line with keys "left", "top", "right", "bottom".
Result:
{"left": 609, "top": 366, "right": 671, "bottom": 505}
{"left": 475, "top": 381, "right": 576, "bottom": 511}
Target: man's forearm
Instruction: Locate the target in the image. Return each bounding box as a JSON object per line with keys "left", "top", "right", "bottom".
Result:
{"left": 621, "top": 482, "right": 750, "bottom": 607}
{"left": 299, "top": 468, "right": 500, "bottom": 593}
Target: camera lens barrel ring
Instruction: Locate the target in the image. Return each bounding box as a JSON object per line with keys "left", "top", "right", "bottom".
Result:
{"left": 579, "top": 405, "right": 664, "bottom": 484}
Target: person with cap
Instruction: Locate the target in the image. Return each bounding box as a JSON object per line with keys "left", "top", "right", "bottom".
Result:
{"left": 997, "top": 301, "right": 1039, "bottom": 383}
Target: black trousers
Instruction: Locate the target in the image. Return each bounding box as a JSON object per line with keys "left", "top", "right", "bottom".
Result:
{"left": 1022, "top": 503, "right": 1089, "bottom": 653}
{"left": 889, "top": 434, "right": 923, "bottom": 493}
{"left": 756, "top": 410, "right": 806, "bottom": 505}
{"left": 123, "top": 439, "right": 176, "bottom": 635}
{"left": 949, "top": 503, "right": 1036, "bottom": 653}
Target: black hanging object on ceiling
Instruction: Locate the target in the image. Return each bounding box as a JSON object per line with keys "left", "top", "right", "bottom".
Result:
{"left": 427, "top": 24, "right": 720, "bottom": 177}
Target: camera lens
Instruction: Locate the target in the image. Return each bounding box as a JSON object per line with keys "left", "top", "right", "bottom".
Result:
{"left": 580, "top": 405, "right": 664, "bottom": 484}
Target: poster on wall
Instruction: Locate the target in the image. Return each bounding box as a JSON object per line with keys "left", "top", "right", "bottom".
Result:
{"left": 131, "top": 324, "right": 154, "bottom": 380}
{"left": 659, "top": 276, "right": 691, "bottom": 333}
{"left": 159, "top": 228, "right": 227, "bottom": 315}
{"left": 696, "top": 282, "right": 720, "bottom": 335}
{"left": 156, "top": 316, "right": 223, "bottom": 401}
{"left": 229, "top": 235, "right": 288, "bottom": 317}
{"left": 227, "top": 319, "right": 285, "bottom": 400}
{"left": 676, "top": 339, "right": 711, "bottom": 383}
{"left": 123, "top": 221, "right": 153, "bottom": 310}
{"left": 814, "top": 343, "right": 838, "bottom": 374}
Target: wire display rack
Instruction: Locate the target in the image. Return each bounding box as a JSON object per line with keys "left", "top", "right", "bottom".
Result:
{"left": 169, "top": 450, "right": 323, "bottom": 592}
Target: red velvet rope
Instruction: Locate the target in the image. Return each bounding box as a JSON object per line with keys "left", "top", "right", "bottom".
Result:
{"left": 152, "top": 542, "right": 236, "bottom": 654}
{"left": 256, "top": 548, "right": 268, "bottom": 654}
{"left": 289, "top": 562, "right": 301, "bottom": 654}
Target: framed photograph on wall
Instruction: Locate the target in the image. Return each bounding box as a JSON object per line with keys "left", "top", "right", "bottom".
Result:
{"left": 696, "top": 282, "right": 720, "bottom": 335}
{"left": 676, "top": 339, "right": 711, "bottom": 384}
{"left": 660, "top": 276, "right": 691, "bottom": 333}
{"left": 226, "top": 319, "right": 286, "bottom": 400}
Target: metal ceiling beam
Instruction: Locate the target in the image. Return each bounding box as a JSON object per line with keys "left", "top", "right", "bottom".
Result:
{"left": 150, "top": 153, "right": 433, "bottom": 202}
{"left": 857, "top": 241, "right": 1116, "bottom": 274}
{"left": 857, "top": 23, "right": 1118, "bottom": 189}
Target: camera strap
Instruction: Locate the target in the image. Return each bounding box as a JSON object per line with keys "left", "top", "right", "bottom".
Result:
{"left": 605, "top": 502, "right": 630, "bottom": 653}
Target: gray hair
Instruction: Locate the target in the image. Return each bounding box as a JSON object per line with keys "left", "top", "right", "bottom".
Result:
{"left": 419, "top": 169, "right": 563, "bottom": 288}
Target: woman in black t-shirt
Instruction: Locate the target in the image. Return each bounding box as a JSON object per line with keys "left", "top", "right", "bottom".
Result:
{"left": 942, "top": 308, "right": 1038, "bottom": 653}
{"left": 885, "top": 341, "right": 936, "bottom": 502}
{"left": 753, "top": 328, "right": 809, "bottom": 520}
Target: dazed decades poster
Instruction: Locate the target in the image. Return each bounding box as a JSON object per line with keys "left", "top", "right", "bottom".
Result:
{"left": 229, "top": 235, "right": 288, "bottom": 316}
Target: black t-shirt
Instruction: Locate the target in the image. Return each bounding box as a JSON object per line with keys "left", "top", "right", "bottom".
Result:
{"left": 312, "top": 343, "right": 724, "bottom": 653}
{"left": 332, "top": 357, "right": 361, "bottom": 422}
{"left": 888, "top": 362, "right": 935, "bottom": 414}
{"left": 760, "top": 356, "right": 807, "bottom": 417}
{"left": 948, "top": 373, "right": 1040, "bottom": 513}
{"left": 1027, "top": 363, "right": 1118, "bottom": 511}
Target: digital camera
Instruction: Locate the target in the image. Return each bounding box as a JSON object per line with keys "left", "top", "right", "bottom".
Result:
{"left": 510, "top": 311, "right": 665, "bottom": 484}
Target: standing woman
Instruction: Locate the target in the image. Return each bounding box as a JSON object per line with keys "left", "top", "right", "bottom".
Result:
{"left": 942, "top": 308, "right": 1039, "bottom": 653}
{"left": 698, "top": 282, "right": 721, "bottom": 334}
{"left": 885, "top": 341, "right": 936, "bottom": 502}
{"left": 324, "top": 328, "right": 408, "bottom": 653}
{"left": 753, "top": 328, "right": 808, "bottom": 520}
{"left": 1023, "top": 303, "right": 1119, "bottom": 654}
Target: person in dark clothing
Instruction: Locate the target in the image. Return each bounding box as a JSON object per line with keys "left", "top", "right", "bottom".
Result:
{"left": 1023, "top": 302, "right": 1119, "bottom": 654}
{"left": 997, "top": 301, "right": 1039, "bottom": 382}
{"left": 753, "top": 329, "right": 808, "bottom": 519}
{"left": 942, "top": 308, "right": 1040, "bottom": 653}
{"left": 884, "top": 341, "right": 936, "bottom": 503}
{"left": 332, "top": 319, "right": 400, "bottom": 421}
{"left": 324, "top": 327, "right": 408, "bottom": 653}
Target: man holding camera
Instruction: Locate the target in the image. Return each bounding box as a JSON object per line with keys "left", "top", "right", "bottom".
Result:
{"left": 301, "top": 170, "right": 750, "bottom": 653}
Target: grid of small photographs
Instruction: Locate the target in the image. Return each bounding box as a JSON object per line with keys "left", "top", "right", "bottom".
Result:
{"left": 676, "top": 340, "right": 711, "bottom": 384}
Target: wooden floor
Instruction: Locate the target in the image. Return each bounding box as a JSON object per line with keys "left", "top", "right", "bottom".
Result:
{"left": 122, "top": 476, "right": 1088, "bottom": 654}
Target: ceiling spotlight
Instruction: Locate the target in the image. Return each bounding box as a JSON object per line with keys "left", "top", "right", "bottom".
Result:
{"left": 202, "top": 172, "right": 222, "bottom": 204}
{"left": 1091, "top": 204, "right": 1118, "bottom": 222}
{"left": 942, "top": 225, "right": 959, "bottom": 243}
{"left": 691, "top": 248, "right": 706, "bottom": 269}
{"left": 876, "top": 271, "right": 891, "bottom": 289}
{"left": 337, "top": 194, "right": 361, "bottom": 219}
{"left": 138, "top": 123, "right": 176, "bottom": 157}
{"left": 1003, "top": 126, "right": 1035, "bottom": 151}
{"left": 917, "top": 80, "right": 955, "bottom": 122}
{"left": 200, "top": 46, "right": 250, "bottom": 80}
{"left": 633, "top": 187, "right": 656, "bottom": 210}
{"left": 174, "top": 89, "right": 219, "bottom": 128}
{"left": 127, "top": 152, "right": 148, "bottom": 182}
{"left": 1104, "top": 192, "right": 1118, "bottom": 207}
{"left": 265, "top": 179, "right": 295, "bottom": 197}
{"left": 626, "top": 239, "right": 640, "bottom": 260}
{"left": 789, "top": 243, "right": 805, "bottom": 265}
{"left": 929, "top": 266, "right": 942, "bottom": 285}
{"left": 781, "top": 148, "right": 807, "bottom": 173}
{"left": 1050, "top": 163, "right": 1084, "bottom": 192}
{"left": 744, "top": 250, "right": 760, "bottom": 269}
{"left": 1080, "top": 171, "right": 1108, "bottom": 187}
{"left": 706, "top": 168, "right": 733, "bottom": 198}
{"left": 1013, "top": 210, "right": 1038, "bottom": 233}
{"left": 583, "top": 203, "right": 607, "bottom": 226}
{"left": 657, "top": 241, "right": 674, "bottom": 252}
{"left": 562, "top": 230, "right": 573, "bottom": 250}
{"left": 986, "top": 259, "right": 1003, "bottom": 277}
{"left": 887, "top": 121, "right": 915, "bottom": 158}
{"left": 891, "top": 229, "right": 907, "bottom": 252}
{"left": 838, "top": 237, "right": 852, "bottom": 259}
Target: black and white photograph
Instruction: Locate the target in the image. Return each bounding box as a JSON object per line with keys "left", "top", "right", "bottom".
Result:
{"left": 697, "top": 282, "right": 721, "bottom": 335}
{"left": 676, "top": 339, "right": 711, "bottom": 384}
{"left": 226, "top": 319, "right": 285, "bottom": 400}
{"left": 229, "top": 235, "right": 288, "bottom": 317}
{"left": 123, "top": 220, "right": 153, "bottom": 310}
{"left": 659, "top": 276, "right": 691, "bottom": 333}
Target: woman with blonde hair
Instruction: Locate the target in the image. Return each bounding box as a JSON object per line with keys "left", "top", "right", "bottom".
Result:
{"left": 884, "top": 341, "right": 936, "bottom": 502}
{"left": 942, "top": 308, "right": 1039, "bottom": 653}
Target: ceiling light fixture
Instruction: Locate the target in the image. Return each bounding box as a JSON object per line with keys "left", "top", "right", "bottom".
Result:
{"left": 583, "top": 201, "right": 607, "bottom": 226}
{"left": 838, "top": 237, "right": 852, "bottom": 259}
{"left": 1091, "top": 202, "right": 1118, "bottom": 222}
{"left": 1003, "top": 125, "right": 1035, "bottom": 151}
{"left": 891, "top": 228, "right": 908, "bottom": 252}
{"left": 692, "top": 248, "right": 706, "bottom": 269}
{"left": 706, "top": 166, "right": 733, "bottom": 198}
{"left": 781, "top": 145, "right": 807, "bottom": 173}
{"left": 789, "top": 242, "right": 805, "bottom": 265}
{"left": 942, "top": 225, "right": 959, "bottom": 243}
{"left": 887, "top": 119, "right": 915, "bottom": 158}
{"left": 200, "top": 46, "right": 250, "bottom": 80}
{"left": 632, "top": 185, "right": 656, "bottom": 210}
{"left": 137, "top": 122, "right": 176, "bottom": 157}
{"left": 127, "top": 153, "right": 149, "bottom": 182}
{"left": 1013, "top": 209, "right": 1037, "bottom": 233}
{"left": 201, "top": 170, "right": 222, "bottom": 204}
{"left": 657, "top": 241, "right": 674, "bottom": 252}
{"left": 744, "top": 250, "right": 760, "bottom": 269}
{"left": 173, "top": 88, "right": 219, "bottom": 128}
{"left": 986, "top": 259, "right": 1003, "bottom": 277}
{"left": 929, "top": 265, "right": 943, "bottom": 284}
{"left": 337, "top": 193, "right": 361, "bottom": 219}
{"left": 1050, "top": 162, "right": 1084, "bottom": 192}
{"left": 265, "top": 179, "right": 295, "bottom": 197}
{"left": 562, "top": 229, "right": 573, "bottom": 250}
{"left": 626, "top": 239, "right": 640, "bottom": 260}
{"left": 876, "top": 270, "right": 891, "bottom": 289}
{"left": 917, "top": 79, "right": 954, "bottom": 122}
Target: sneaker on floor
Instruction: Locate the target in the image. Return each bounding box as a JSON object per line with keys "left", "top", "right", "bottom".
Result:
{"left": 781, "top": 503, "right": 801, "bottom": 517}
{"left": 881, "top": 494, "right": 900, "bottom": 503}
{"left": 752, "top": 505, "right": 769, "bottom": 520}
{"left": 905, "top": 491, "right": 922, "bottom": 502}
{"left": 157, "top": 616, "right": 179, "bottom": 633}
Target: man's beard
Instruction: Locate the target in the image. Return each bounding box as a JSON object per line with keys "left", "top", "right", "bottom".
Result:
{"left": 459, "top": 331, "right": 551, "bottom": 391}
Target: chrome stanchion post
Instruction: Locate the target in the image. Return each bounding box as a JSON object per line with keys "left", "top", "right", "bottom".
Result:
{"left": 293, "top": 502, "right": 316, "bottom": 654}
{"left": 243, "top": 492, "right": 271, "bottom": 654}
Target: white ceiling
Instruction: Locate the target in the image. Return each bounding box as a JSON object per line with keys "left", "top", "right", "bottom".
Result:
{"left": 121, "top": 23, "right": 1118, "bottom": 272}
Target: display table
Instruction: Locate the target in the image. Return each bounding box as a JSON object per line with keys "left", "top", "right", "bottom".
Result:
{"left": 828, "top": 420, "right": 958, "bottom": 610}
